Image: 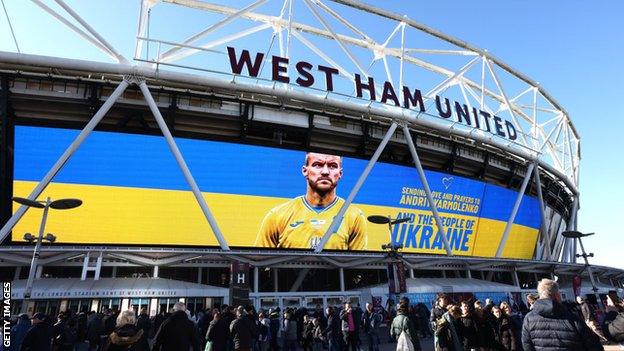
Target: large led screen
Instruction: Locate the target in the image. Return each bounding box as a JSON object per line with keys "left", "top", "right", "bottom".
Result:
{"left": 12, "top": 126, "right": 540, "bottom": 258}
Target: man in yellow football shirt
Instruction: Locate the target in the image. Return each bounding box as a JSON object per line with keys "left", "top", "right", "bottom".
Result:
{"left": 255, "top": 152, "right": 367, "bottom": 250}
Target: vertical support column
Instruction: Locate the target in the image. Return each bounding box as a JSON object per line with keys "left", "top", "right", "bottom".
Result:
{"left": 409, "top": 269, "right": 415, "bottom": 279}
{"left": 0, "top": 80, "right": 129, "bottom": 243}
{"left": 466, "top": 267, "right": 472, "bottom": 279}
{"left": 403, "top": 124, "right": 453, "bottom": 256}
{"left": 138, "top": 82, "right": 229, "bottom": 250}
{"left": 13, "top": 266, "right": 21, "bottom": 280}
{"left": 495, "top": 163, "right": 535, "bottom": 257}
{"left": 339, "top": 268, "right": 345, "bottom": 292}
{"left": 512, "top": 268, "right": 520, "bottom": 288}
{"left": 111, "top": 266, "right": 117, "bottom": 278}
{"left": 197, "top": 267, "right": 203, "bottom": 284}
{"left": 441, "top": 270, "right": 447, "bottom": 279}
{"left": 254, "top": 267, "right": 259, "bottom": 293}
{"left": 153, "top": 265, "right": 159, "bottom": 278}
{"left": 35, "top": 265, "right": 42, "bottom": 279}
{"left": 0, "top": 75, "right": 14, "bottom": 232}
{"left": 561, "top": 198, "right": 579, "bottom": 262}
{"left": 533, "top": 164, "right": 551, "bottom": 260}
{"left": 315, "top": 122, "right": 398, "bottom": 253}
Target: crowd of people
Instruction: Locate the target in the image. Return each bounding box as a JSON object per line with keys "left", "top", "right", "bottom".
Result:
{"left": 3, "top": 278, "right": 624, "bottom": 351}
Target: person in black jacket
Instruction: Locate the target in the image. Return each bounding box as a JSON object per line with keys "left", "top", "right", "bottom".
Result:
{"left": 268, "top": 307, "right": 281, "bottom": 351}
{"left": 431, "top": 293, "right": 451, "bottom": 327}
{"left": 19, "top": 313, "right": 53, "bottom": 351}
{"left": 301, "top": 314, "right": 315, "bottom": 351}
{"left": 206, "top": 311, "right": 229, "bottom": 351}
{"left": 102, "top": 310, "right": 149, "bottom": 351}
{"left": 458, "top": 301, "right": 478, "bottom": 350}
{"left": 152, "top": 302, "right": 200, "bottom": 351}
{"left": 151, "top": 309, "right": 167, "bottom": 338}
{"left": 323, "top": 307, "right": 341, "bottom": 351}
{"left": 230, "top": 306, "right": 254, "bottom": 351}
{"left": 492, "top": 306, "right": 517, "bottom": 351}
{"left": 86, "top": 311, "right": 103, "bottom": 351}
{"left": 434, "top": 305, "right": 462, "bottom": 351}
{"left": 136, "top": 307, "right": 152, "bottom": 339}
{"left": 521, "top": 278, "right": 603, "bottom": 351}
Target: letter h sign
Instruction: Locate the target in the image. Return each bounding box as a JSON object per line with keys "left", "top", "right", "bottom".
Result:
{"left": 230, "top": 262, "right": 251, "bottom": 306}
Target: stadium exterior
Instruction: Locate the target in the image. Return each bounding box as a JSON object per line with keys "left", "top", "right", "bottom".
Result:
{"left": 0, "top": 0, "right": 622, "bottom": 317}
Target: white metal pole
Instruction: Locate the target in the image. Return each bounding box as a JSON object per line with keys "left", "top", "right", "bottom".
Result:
{"left": 577, "top": 237, "right": 601, "bottom": 307}
{"left": 53, "top": 0, "right": 128, "bottom": 63}
{"left": 403, "top": 124, "right": 453, "bottom": 256}
{"left": 495, "top": 163, "right": 535, "bottom": 257}
{"left": 138, "top": 81, "right": 230, "bottom": 250}
{"left": 0, "top": 80, "right": 129, "bottom": 243}
{"left": 339, "top": 268, "right": 345, "bottom": 292}
{"left": 314, "top": 121, "right": 398, "bottom": 253}
{"left": 533, "top": 163, "right": 551, "bottom": 260}
{"left": 20, "top": 197, "right": 50, "bottom": 314}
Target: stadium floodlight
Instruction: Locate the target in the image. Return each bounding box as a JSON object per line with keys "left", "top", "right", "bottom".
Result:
{"left": 562, "top": 230, "right": 600, "bottom": 300}
{"left": 12, "top": 196, "right": 81, "bottom": 314}
{"left": 561, "top": 231, "right": 595, "bottom": 239}
{"left": 369, "top": 214, "right": 409, "bottom": 258}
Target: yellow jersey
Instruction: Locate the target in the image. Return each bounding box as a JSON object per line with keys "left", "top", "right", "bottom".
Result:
{"left": 255, "top": 196, "right": 367, "bottom": 250}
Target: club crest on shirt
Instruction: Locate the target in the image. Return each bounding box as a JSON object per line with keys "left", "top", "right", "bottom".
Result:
{"left": 310, "top": 219, "right": 326, "bottom": 229}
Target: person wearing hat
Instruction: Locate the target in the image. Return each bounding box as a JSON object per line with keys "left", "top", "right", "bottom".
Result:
{"left": 7, "top": 313, "right": 30, "bottom": 351}
{"left": 20, "top": 312, "right": 54, "bottom": 351}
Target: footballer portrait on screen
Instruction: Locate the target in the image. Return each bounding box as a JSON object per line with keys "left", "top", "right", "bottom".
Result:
{"left": 254, "top": 152, "right": 367, "bottom": 250}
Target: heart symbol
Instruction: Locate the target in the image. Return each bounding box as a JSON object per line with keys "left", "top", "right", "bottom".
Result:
{"left": 442, "top": 177, "right": 453, "bottom": 189}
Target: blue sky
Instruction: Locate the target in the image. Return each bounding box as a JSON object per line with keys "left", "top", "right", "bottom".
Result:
{"left": 1, "top": 0, "right": 622, "bottom": 269}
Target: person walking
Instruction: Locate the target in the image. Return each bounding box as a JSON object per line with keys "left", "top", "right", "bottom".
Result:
{"left": 340, "top": 302, "right": 359, "bottom": 351}
{"left": 268, "top": 308, "right": 281, "bottom": 351}
{"left": 282, "top": 310, "right": 298, "bottom": 351}
{"left": 86, "top": 311, "right": 103, "bottom": 351}
{"left": 391, "top": 302, "right": 422, "bottom": 351}
{"left": 8, "top": 314, "right": 30, "bottom": 351}
{"left": 323, "top": 307, "right": 342, "bottom": 351}
{"left": 53, "top": 313, "right": 79, "bottom": 351}
{"left": 311, "top": 318, "right": 324, "bottom": 351}
{"left": 206, "top": 310, "right": 229, "bottom": 351}
{"left": 521, "top": 278, "right": 603, "bottom": 351}
{"left": 434, "top": 305, "right": 462, "bottom": 351}
{"left": 152, "top": 302, "right": 200, "bottom": 351}
{"left": 230, "top": 306, "right": 254, "bottom": 351}
{"left": 492, "top": 306, "right": 517, "bottom": 351}
{"left": 458, "top": 301, "right": 478, "bottom": 351}
{"left": 257, "top": 312, "right": 271, "bottom": 351}
{"left": 102, "top": 310, "right": 149, "bottom": 351}
{"left": 20, "top": 312, "right": 54, "bottom": 351}
{"left": 302, "top": 314, "right": 315, "bottom": 351}
{"left": 136, "top": 307, "right": 152, "bottom": 340}
{"left": 362, "top": 302, "right": 382, "bottom": 351}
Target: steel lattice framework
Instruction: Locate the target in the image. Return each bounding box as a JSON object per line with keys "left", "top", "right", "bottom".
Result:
{"left": 0, "top": 0, "right": 584, "bottom": 264}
